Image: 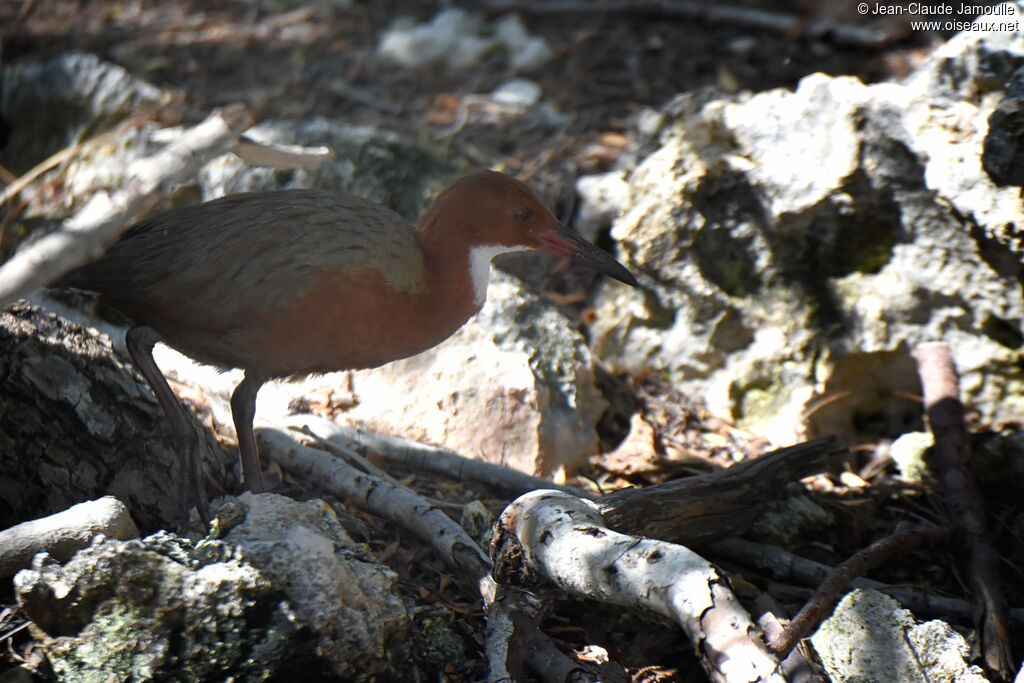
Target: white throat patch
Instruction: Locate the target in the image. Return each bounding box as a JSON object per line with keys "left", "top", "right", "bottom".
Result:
{"left": 469, "top": 245, "right": 528, "bottom": 305}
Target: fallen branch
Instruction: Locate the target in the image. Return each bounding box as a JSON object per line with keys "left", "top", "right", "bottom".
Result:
{"left": 0, "top": 497, "right": 139, "bottom": 577}
{"left": 482, "top": 0, "right": 900, "bottom": 48}
{"left": 256, "top": 424, "right": 491, "bottom": 582}
{"left": 916, "top": 342, "right": 1015, "bottom": 678}
{"left": 599, "top": 437, "right": 843, "bottom": 543}
{"left": 257, "top": 424, "right": 580, "bottom": 681}
{"left": 771, "top": 525, "right": 950, "bottom": 657}
{"left": 495, "top": 489, "right": 785, "bottom": 683}
{"left": 289, "top": 415, "right": 593, "bottom": 500}
{"left": 483, "top": 585, "right": 539, "bottom": 683}
{"left": 0, "top": 105, "right": 252, "bottom": 307}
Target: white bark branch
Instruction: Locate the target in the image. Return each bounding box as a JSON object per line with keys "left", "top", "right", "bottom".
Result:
{"left": 290, "top": 415, "right": 593, "bottom": 500}
{"left": 256, "top": 424, "right": 492, "bottom": 582}
{"left": 0, "top": 105, "right": 253, "bottom": 307}
{"left": 258, "top": 425, "right": 593, "bottom": 681}
{"left": 232, "top": 135, "right": 334, "bottom": 169}
{"left": 499, "top": 490, "right": 786, "bottom": 683}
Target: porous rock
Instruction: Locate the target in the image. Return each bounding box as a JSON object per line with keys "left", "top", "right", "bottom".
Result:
{"left": 810, "top": 589, "right": 987, "bottom": 682}
{"left": 588, "top": 7, "right": 1024, "bottom": 443}
{"left": 14, "top": 493, "right": 415, "bottom": 681}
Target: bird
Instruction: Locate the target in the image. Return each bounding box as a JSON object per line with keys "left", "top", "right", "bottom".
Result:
{"left": 57, "top": 170, "right": 638, "bottom": 525}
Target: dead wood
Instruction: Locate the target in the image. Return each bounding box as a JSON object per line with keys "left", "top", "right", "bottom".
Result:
{"left": 293, "top": 416, "right": 593, "bottom": 500}
{"left": 917, "top": 341, "right": 1015, "bottom": 679}
{"left": 256, "top": 425, "right": 492, "bottom": 582}
{"left": 0, "top": 105, "right": 252, "bottom": 307}
{"left": 495, "top": 489, "right": 786, "bottom": 683}
{"left": 599, "top": 437, "right": 844, "bottom": 543}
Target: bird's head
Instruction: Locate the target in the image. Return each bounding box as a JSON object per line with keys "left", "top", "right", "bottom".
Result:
{"left": 419, "top": 170, "right": 638, "bottom": 288}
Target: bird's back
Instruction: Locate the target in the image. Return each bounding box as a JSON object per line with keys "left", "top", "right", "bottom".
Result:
{"left": 59, "top": 189, "right": 427, "bottom": 371}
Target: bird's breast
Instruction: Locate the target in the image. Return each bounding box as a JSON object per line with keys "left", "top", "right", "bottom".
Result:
{"left": 253, "top": 263, "right": 479, "bottom": 378}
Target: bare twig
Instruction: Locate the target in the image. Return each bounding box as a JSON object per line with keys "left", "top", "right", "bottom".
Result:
{"left": 0, "top": 105, "right": 252, "bottom": 307}
{"left": 496, "top": 490, "right": 786, "bottom": 683}
{"left": 755, "top": 595, "right": 823, "bottom": 683}
{"left": 771, "top": 526, "right": 950, "bottom": 657}
{"left": 291, "top": 424, "right": 402, "bottom": 485}
{"left": 482, "top": 0, "right": 900, "bottom": 48}
{"left": 916, "top": 342, "right": 1015, "bottom": 678}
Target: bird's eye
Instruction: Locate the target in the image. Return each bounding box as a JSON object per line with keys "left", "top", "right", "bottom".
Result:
{"left": 513, "top": 208, "right": 534, "bottom": 223}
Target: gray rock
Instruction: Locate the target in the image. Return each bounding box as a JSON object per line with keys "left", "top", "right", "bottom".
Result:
{"left": 491, "top": 78, "right": 543, "bottom": 109}
{"left": 198, "top": 117, "right": 461, "bottom": 220}
{"left": 590, "top": 7, "right": 1024, "bottom": 443}
{"left": 378, "top": 9, "right": 493, "bottom": 71}
{"left": 14, "top": 493, "right": 418, "bottom": 681}
{"left": 982, "top": 66, "right": 1024, "bottom": 186}
{"left": 377, "top": 9, "right": 552, "bottom": 72}
{"left": 810, "top": 589, "right": 987, "bottom": 683}
{"left": 890, "top": 431, "right": 935, "bottom": 482}
{"left": 213, "top": 493, "right": 413, "bottom": 679}
{"left": 575, "top": 170, "right": 630, "bottom": 241}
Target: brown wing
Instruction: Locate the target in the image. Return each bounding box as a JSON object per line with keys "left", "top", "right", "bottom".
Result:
{"left": 61, "top": 189, "right": 424, "bottom": 329}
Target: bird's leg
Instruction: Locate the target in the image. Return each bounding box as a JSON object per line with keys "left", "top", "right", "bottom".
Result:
{"left": 230, "top": 372, "right": 267, "bottom": 493}
{"left": 125, "top": 325, "right": 211, "bottom": 527}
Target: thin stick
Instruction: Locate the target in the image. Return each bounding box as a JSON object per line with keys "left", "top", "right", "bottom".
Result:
{"left": 916, "top": 341, "right": 1014, "bottom": 678}
{"left": 771, "top": 525, "right": 950, "bottom": 657}
{"left": 709, "top": 537, "right": 1024, "bottom": 625}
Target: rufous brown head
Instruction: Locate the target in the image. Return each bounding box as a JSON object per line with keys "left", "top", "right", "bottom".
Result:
{"left": 420, "top": 170, "right": 638, "bottom": 287}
